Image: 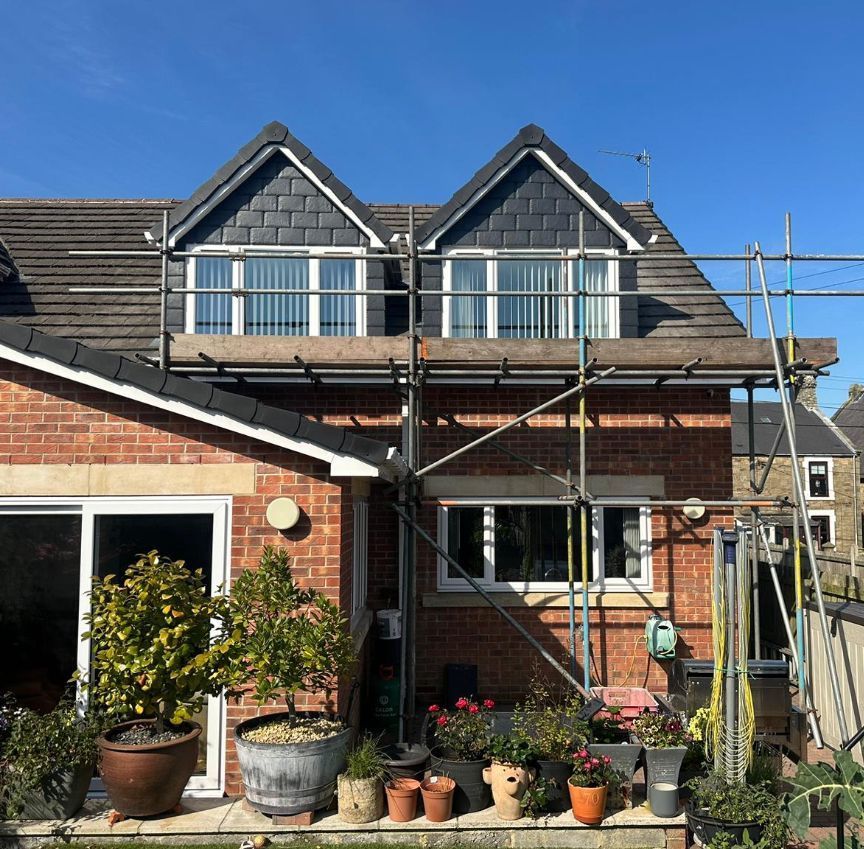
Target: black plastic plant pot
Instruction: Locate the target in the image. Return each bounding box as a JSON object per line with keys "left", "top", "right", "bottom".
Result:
{"left": 685, "top": 801, "right": 763, "bottom": 846}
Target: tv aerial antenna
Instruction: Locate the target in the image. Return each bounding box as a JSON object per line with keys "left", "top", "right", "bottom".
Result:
{"left": 599, "top": 147, "right": 652, "bottom": 202}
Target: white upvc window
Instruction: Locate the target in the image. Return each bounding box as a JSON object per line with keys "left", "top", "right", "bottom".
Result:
{"left": 185, "top": 245, "right": 366, "bottom": 336}
{"left": 804, "top": 457, "right": 834, "bottom": 500}
{"left": 442, "top": 249, "right": 619, "bottom": 339}
{"left": 352, "top": 496, "right": 369, "bottom": 614}
{"left": 436, "top": 500, "right": 651, "bottom": 592}
{"left": 0, "top": 496, "right": 231, "bottom": 795}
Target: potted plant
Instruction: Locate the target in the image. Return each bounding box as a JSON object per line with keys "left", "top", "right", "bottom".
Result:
{"left": 82, "top": 551, "right": 235, "bottom": 817}
{"left": 226, "top": 546, "right": 356, "bottom": 817}
{"left": 1, "top": 702, "right": 100, "bottom": 820}
{"left": 568, "top": 748, "right": 618, "bottom": 825}
{"left": 685, "top": 771, "right": 787, "bottom": 848}
{"left": 512, "top": 674, "right": 589, "bottom": 812}
{"left": 483, "top": 734, "right": 538, "bottom": 820}
{"left": 679, "top": 706, "right": 710, "bottom": 788}
{"left": 588, "top": 709, "right": 642, "bottom": 809}
{"left": 632, "top": 710, "right": 690, "bottom": 789}
{"left": 337, "top": 734, "right": 385, "bottom": 823}
{"left": 428, "top": 697, "right": 494, "bottom": 814}
{"left": 419, "top": 775, "right": 456, "bottom": 822}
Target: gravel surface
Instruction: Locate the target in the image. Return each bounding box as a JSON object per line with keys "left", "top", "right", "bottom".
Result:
{"left": 241, "top": 717, "right": 343, "bottom": 744}
{"left": 110, "top": 724, "right": 188, "bottom": 745}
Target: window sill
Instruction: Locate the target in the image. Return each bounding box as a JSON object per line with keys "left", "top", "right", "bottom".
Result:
{"left": 422, "top": 591, "right": 669, "bottom": 609}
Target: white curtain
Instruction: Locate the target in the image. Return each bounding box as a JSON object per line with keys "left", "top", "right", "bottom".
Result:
{"left": 320, "top": 260, "right": 356, "bottom": 336}
{"left": 498, "top": 260, "right": 562, "bottom": 338}
{"left": 245, "top": 258, "right": 309, "bottom": 335}
{"left": 450, "top": 260, "right": 487, "bottom": 337}
{"left": 194, "top": 257, "right": 232, "bottom": 334}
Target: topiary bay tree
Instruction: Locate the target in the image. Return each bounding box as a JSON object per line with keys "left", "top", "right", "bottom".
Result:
{"left": 81, "top": 550, "right": 238, "bottom": 733}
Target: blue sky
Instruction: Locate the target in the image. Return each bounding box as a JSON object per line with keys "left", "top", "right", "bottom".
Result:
{"left": 3, "top": 0, "right": 864, "bottom": 413}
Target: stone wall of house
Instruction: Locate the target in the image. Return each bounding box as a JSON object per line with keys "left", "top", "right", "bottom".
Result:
{"left": 731, "top": 455, "right": 860, "bottom": 554}
{"left": 0, "top": 363, "right": 356, "bottom": 795}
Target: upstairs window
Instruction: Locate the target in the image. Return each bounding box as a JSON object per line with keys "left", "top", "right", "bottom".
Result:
{"left": 805, "top": 458, "right": 832, "bottom": 499}
{"left": 187, "top": 247, "right": 364, "bottom": 336}
{"left": 438, "top": 502, "right": 650, "bottom": 591}
{"left": 444, "top": 251, "right": 617, "bottom": 339}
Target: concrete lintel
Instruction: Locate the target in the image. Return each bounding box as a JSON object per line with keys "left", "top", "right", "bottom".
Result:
{"left": 0, "top": 463, "right": 256, "bottom": 497}
{"left": 423, "top": 475, "right": 665, "bottom": 498}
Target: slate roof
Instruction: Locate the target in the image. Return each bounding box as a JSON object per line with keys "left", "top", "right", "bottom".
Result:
{"left": 731, "top": 401, "right": 854, "bottom": 457}
{"left": 151, "top": 122, "right": 394, "bottom": 247}
{"left": 0, "top": 319, "right": 390, "bottom": 466}
{"left": 413, "top": 124, "right": 654, "bottom": 248}
{"left": 832, "top": 392, "right": 864, "bottom": 452}
{"left": 624, "top": 203, "right": 745, "bottom": 338}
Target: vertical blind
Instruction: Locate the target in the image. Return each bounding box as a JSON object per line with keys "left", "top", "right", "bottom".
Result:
{"left": 450, "top": 260, "right": 487, "bottom": 338}
{"left": 194, "top": 258, "right": 233, "bottom": 334}
{"left": 498, "top": 260, "right": 562, "bottom": 338}
{"left": 584, "top": 259, "right": 611, "bottom": 338}
{"left": 245, "top": 258, "right": 309, "bottom": 336}
{"left": 320, "top": 260, "right": 356, "bottom": 336}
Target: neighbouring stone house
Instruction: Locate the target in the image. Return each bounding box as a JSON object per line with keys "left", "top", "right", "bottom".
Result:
{"left": 0, "top": 121, "right": 836, "bottom": 796}
{"left": 731, "top": 398, "right": 860, "bottom": 555}
{"left": 833, "top": 384, "right": 864, "bottom": 553}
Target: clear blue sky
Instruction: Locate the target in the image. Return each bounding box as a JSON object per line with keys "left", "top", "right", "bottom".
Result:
{"left": 4, "top": 0, "right": 864, "bottom": 413}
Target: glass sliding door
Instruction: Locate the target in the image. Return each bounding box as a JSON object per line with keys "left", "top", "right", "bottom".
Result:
{"left": 0, "top": 497, "right": 230, "bottom": 795}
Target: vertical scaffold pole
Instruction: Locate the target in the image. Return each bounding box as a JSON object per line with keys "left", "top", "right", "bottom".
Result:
{"left": 158, "top": 210, "right": 170, "bottom": 371}
{"left": 745, "top": 243, "right": 753, "bottom": 338}
{"left": 747, "top": 384, "right": 761, "bottom": 658}
{"left": 578, "top": 211, "right": 590, "bottom": 691}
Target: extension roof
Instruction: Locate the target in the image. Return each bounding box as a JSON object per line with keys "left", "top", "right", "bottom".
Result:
{"left": 731, "top": 401, "right": 854, "bottom": 457}
{"left": 147, "top": 121, "right": 394, "bottom": 249}
{"left": 0, "top": 319, "right": 399, "bottom": 477}
{"left": 414, "top": 124, "right": 654, "bottom": 251}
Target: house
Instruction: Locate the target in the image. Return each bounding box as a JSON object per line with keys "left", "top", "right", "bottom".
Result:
{"left": 0, "top": 122, "right": 836, "bottom": 796}
{"left": 832, "top": 384, "right": 864, "bottom": 549}
{"left": 731, "top": 396, "right": 859, "bottom": 553}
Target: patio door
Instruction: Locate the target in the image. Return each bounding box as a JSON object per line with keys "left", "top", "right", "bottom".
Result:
{"left": 0, "top": 496, "right": 230, "bottom": 794}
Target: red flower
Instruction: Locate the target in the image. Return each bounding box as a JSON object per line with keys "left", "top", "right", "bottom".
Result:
{"left": 428, "top": 704, "right": 441, "bottom": 713}
{"left": 468, "top": 704, "right": 479, "bottom": 714}
{"left": 483, "top": 699, "right": 495, "bottom": 709}
{"left": 436, "top": 715, "right": 448, "bottom": 726}
{"left": 455, "top": 698, "right": 469, "bottom": 710}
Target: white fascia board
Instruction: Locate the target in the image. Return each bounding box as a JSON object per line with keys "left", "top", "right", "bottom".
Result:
{"left": 419, "top": 148, "right": 648, "bottom": 252}
{"left": 0, "top": 343, "right": 391, "bottom": 480}
{"left": 150, "top": 146, "right": 385, "bottom": 249}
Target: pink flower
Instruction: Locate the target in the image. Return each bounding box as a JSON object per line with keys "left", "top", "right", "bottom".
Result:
{"left": 455, "top": 698, "right": 469, "bottom": 710}
{"left": 584, "top": 761, "right": 593, "bottom": 771}
{"left": 468, "top": 704, "right": 479, "bottom": 714}
{"left": 483, "top": 699, "right": 495, "bottom": 709}
{"left": 602, "top": 755, "right": 611, "bottom": 764}
{"left": 578, "top": 749, "right": 589, "bottom": 759}
{"left": 591, "top": 758, "right": 600, "bottom": 766}
{"left": 436, "top": 716, "right": 448, "bottom": 726}
{"left": 428, "top": 704, "right": 441, "bottom": 713}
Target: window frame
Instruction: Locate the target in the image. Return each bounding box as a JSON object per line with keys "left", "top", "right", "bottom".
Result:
{"left": 441, "top": 248, "right": 619, "bottom": 339}
{"left": 436, "top": 498, "right": 652, "bottom": 592}
{"left": 185, "top": 245, "right": 367, "bottom": 337}
{"left": 808, "top": 509, "right": 835, "bottom": 547}
{"left": 0, "top": 495, "right": 231, "bottom": 796}
{"left": 804, "top": 456, "right": 834, "bottom": 500}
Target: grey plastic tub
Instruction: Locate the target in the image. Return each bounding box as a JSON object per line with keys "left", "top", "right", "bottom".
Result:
{"left": 235, "top": 712, "right": 352, "bottom": 816}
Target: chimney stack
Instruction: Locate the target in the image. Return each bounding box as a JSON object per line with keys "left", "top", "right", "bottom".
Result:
{"left": 849, "top": 383, "right": 864, "bottom": 404}
{"left": 797, "top": 374, "right": 819, "bottom": 410}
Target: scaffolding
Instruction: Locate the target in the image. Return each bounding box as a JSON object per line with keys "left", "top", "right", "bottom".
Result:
{"left": 67, "top": 208, "right": 864, "bottom": 749}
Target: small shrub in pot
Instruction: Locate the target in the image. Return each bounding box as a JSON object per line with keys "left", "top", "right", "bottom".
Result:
{"left": 82, "top": 551, "right": 236, "bottom": 817}
{"left": 632, "top": 709, "right": 691, "bottom": 788}
{"left": 226, "top": 546, "right": 356, "bottom": 816}
{"left": 337, "top": 735, "right": 385, "bottom": 824}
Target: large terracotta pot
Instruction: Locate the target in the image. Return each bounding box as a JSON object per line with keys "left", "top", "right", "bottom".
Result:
{"left": 98, "top": 719, "right": 201, "bottom": 817}
{"left": 568, "top": 779, "right": 608, "bottom": 825}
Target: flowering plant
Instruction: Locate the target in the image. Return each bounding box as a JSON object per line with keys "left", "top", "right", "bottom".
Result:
{"left": 632, "top": 710, "right": 691, "bottom": 749}
{"left": 570, "top": 748, "right": 618, "bottom": 788}
{"left": 428, "top": 697, "right": 495, "bottom": 761}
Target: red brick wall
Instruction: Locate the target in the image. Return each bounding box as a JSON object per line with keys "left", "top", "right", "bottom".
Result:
{"left": 0, "top": 364, "right": 352, "bottom": 794}
{"left": 242, "top": 383, "right": 733, "bottom": 704}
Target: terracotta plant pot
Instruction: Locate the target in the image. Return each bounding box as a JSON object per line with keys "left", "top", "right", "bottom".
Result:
{"left": 98, "top": 719, "right": 201, "bottom": 817}
{"left": 385, "top": 777, "right": 421, "bottom": 822}
{"left": 483, "top": 761, "right": 534, "bottom": 821}
{"left": 568, "top": 779, "right": 608, "bottom": 825}
{"left": 420, "top": 776, "right": 456, "bottom": 822}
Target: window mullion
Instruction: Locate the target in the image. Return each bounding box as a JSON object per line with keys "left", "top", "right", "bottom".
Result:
{"left": 488, "top": 258, "right": 496, "bottom": 339}
{"left": 232, "top": 254, "right": 243, "bottom": 336}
